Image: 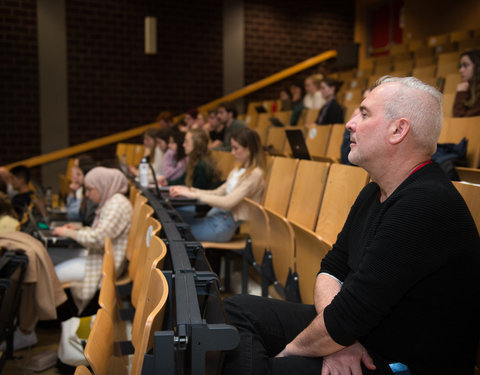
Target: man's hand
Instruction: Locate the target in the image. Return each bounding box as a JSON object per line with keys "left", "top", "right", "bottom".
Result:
{"left": 321, "top": 342, "right": 376, "bottom": 375}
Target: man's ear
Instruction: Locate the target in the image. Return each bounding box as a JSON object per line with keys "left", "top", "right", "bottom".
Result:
{"left": 389, "top": 118, "right": 410, "bottom": 145}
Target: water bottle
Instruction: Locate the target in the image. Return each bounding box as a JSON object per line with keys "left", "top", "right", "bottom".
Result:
{"left": 139, "top": 157, "right": 149, "bottom": 187}
{"left": 45, "top": 187, "right": 52, "bottom": 208}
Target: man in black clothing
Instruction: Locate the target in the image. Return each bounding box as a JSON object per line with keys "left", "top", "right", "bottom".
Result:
{"left": 223, "top": 76, "right": 480, "bottom": 374}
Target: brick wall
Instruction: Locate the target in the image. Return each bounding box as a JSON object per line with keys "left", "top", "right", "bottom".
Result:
{"left": 0, "top": 0, "right": 40, "bottom": 165}
{"left": 66, "top": 0, "right": 223, "bottom": 162}
{"left": 243, "top": 0, "right": 355, "bottom": 103}
{"left": 1, "top": 0, "right": 354, "bottom": 168}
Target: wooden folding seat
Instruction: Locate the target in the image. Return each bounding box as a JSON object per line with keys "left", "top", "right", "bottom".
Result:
{"left": 131, "top": 216, "right": 162, "bottom": 307}
{"left": 354, "top": 67, "right": 373, "bottom": 80}
{"left": 245, "top": 100, "right": 263, "bottom": 128}
{"left": 84, "top": 308, "right": 127, "bottom": 375}
{"left": 450, "top": 29, "right": 472, "bottom": 44}
{"left": 390, "top": 43, "right": 409, "bottom": 56}
{"left": 303, "top": 108, "right": 320, "bottom": 126}
{"left": 74, "top": 365, "right": 92, "bottom": 375}
{"left": 389, "top": 70, "right": 409, "bottom": 78}
{"left": 442, "top": 73, "right": 461, "bottom": 94}
{"left": 455, "top": 167, "right": 480, "bottom": 185}
{"left": 439, "top": 116, "right": 480, "bottom": 168}
{"left": 256, "top": 113, "right": 273, "bottom": 145}
{"left": 305, "top": 125, "right": 333, "bottom": 161}
{"left": 265, "top": 126, "right": 287, "bottom": 153}
{"left": 273, "top": 110, "right": 292, "bottom": 126}
{"left": 131, "top": 235, "right": 167, "bottom": 346}
{"left": 373, "top": 55, "right": 392, "bottom": 75}
{"left": 285, "top": 160, "right": 330, "bottom": 230}
{"left": 358, "top": 58, "right": 374, "bottom": 72}
{"left": 262, "top": 156, "right": 299, "bottom": 216}
{"left": 412, "top": 65, "right": 436, "bottom": 79}
{"left": 452, "top": 181, "right": 480, "bottom": 233}
{"left": 324, "top": 124, "right": 346, "bottom": 163}
{"left": 344, "top": 103, "right": 360, "bottom": 124}
{"left": 263, "top": 160, "right": 330, "bottom": 298}
{"left": 123, "top": 203, "right": 154, "bottom": 292}
{"left": 408, "top": 39, "right": 425, "bottom": 52}
{"left": 436, "top": 51, "right": 460, "bottom": 78}
{"left": 443, "top": 92, "right": 456, "bottom": 118}
{"left": 99, "top": 238, "right": 117, "bottom": 317}
{"left": 427, "top": 33, "right": 450, "bottom": 48}
{"left": 291, "top": 221, "right": 331, "bottom": 304}
{"left": 392, "top": 58, "right": 413, "bottom": 73}
{"left": 125, "top": 193, "right": 148, "bottom": 262}
{"left": 342, "top": 88, "right": 363, "bottom": 107}
{"left": 244, "top": 197, "right": 270, "bottom": 268}
{"left": 130, "top": 267, "right": 169, "bottom": 375}
{"left": 315, "top": 163, "right": 370, "bottom": 246}
{"left": 458, "top": 37, "right": 480, "bottom": 53}
{"left": 211, "top": 149, "right": 236, "bottom": 181}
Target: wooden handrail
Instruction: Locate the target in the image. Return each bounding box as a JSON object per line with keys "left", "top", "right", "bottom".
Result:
{"left": 5, "top": 49, "right": 337, "bottom": 169}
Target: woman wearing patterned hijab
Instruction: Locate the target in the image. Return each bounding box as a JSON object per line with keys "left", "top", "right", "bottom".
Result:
{"left": 53, "top": 167, "right": 132, "bottom": 312}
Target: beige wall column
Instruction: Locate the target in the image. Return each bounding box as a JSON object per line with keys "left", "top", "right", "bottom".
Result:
{"left": 37, "top": 0, "right": 69, "bottom": 190}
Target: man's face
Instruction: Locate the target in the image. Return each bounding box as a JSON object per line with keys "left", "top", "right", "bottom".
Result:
{"left": 10, "top": 175, "right": 22, "bottom": 191}
{"left": 346, "top": 84, "right": 393, "bottom": 167}
{"left": 216, "top": 107, "right": 230, "bottom": 125}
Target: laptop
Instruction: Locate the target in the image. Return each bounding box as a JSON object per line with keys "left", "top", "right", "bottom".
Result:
{"left": 28, "top": 210, "right": 82, "bottom": 248}
{"left": 285, "top": 129, "right": 311, "bottom": 160}
{"left": 155, "top": 186, "right": 197, "bottom": 206}
{"left": 255, "top": 105, "right": 267, "bottom": 114}
{"left": 269, "top": 117, "right": 286, "bottom": 127}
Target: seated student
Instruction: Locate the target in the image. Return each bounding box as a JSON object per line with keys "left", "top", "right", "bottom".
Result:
{"left": 215, "top": 102, "right": 247, "bottom": 151}
{"left": 303, "top": 74, "right": 326, "bottom": 110}
{"left": 157, "top": 131, "right": 188, "bottom": 185}
{"left": 156, "top": 111, "right": 174, "bottom": 129}
{"left": 53, "top": 167, "right": 132, "bottom": 312}
{"left": 128, "top": 127, "right": 165, "bottom": 178}
{"left": 66, "top": 155, "right": 96, "bottom": 225}
{"left": 0, "top": 192, "right": 19, "bottom": 233}
{"left": 289, "top": 81, "right": 305, "bottom": 125}
{"left": 170, "top": 127, "right": 265, "bottom": 242}
{"left": 314, "top": 77, "right": 344, "bottom": 126}
{"left": 184, "top": 108, "right": 199, "bottom": 130}
{"left": 222, "top": 76, "right": 480, "bottom": 375}
{"left": 153, "top": 128, "right": 172, "bottom": 175}
{"left": 182, "top": 128, "right": 220, "bottom": 189}
{"left": 9, "top": 165, "right": 34, "bottom": 220}
{"left": 279, "top": 88, "right": 292, "bottom": 111}
{"left": 453, "top": 48, "right": 480, "bottom": 117}
{"left": 207, "top": 109, "right": 226, "bottom": 149}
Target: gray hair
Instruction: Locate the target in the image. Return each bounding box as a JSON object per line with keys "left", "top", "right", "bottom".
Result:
{"left": 375, "top": 76, "right": 443, "bottom": 155}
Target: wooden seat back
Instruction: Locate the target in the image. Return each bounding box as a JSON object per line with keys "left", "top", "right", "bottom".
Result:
{"left": 131, "top": 216, "right": 162, "bottom": 307}
{"left": 245, "top": 197, "right": 270, "bottom": 265}
{"left": 126, "top": 192, "right": 148, "bottom": 260}
{"left": 315, "top": 164, "right": 369, "bottom": 246}
{"left": 291, "top": 221, "right": 332, "bottom": 305}
{"left": 262, "top": 156, "right": 298, "bottom": 215}
{"left": 286, "top": 160, "right": 330, "bottom": 230}
{"left": 305, "top": 125, "right": 332, "bottom": 159}
{"left": 439, "top": 116, "right": 480, "bottom": 168}
{"left": 130, "top": 268, "right": 169, "bottom": 375}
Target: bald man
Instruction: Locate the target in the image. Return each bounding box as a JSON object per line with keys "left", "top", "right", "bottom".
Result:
{"left": 223, "top": 77, "right": 480, "bottom": 375}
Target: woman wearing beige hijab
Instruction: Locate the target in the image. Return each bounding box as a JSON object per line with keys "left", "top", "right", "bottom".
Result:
{"left": 53, "top": 167, "right": 132, "bottom": 311}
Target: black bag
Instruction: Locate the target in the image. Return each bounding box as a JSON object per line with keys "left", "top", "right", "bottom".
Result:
{"left": 432, "top": 138, "right": 468, "bottom": 180}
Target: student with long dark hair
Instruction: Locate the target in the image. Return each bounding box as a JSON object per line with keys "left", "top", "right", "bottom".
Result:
{"left": 170, "top": 127, "right": 265, "bottom": 242}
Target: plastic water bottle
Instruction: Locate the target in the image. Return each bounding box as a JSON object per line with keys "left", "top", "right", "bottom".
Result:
{"left": 139, "top": 158, "right": 149, "bottom": 187}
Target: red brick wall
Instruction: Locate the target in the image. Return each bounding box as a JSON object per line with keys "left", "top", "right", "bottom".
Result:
{"left": 244, "top": 0, "right": 354, "bottom": 103}
{"left": 0, "top": 0, "right": 40, "bottom": 165}
{"left": 1, "top": 0, "right": 354, "bottom": 166}
{"left": 66, "top": 0, "right": 223, "bottom": 161}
